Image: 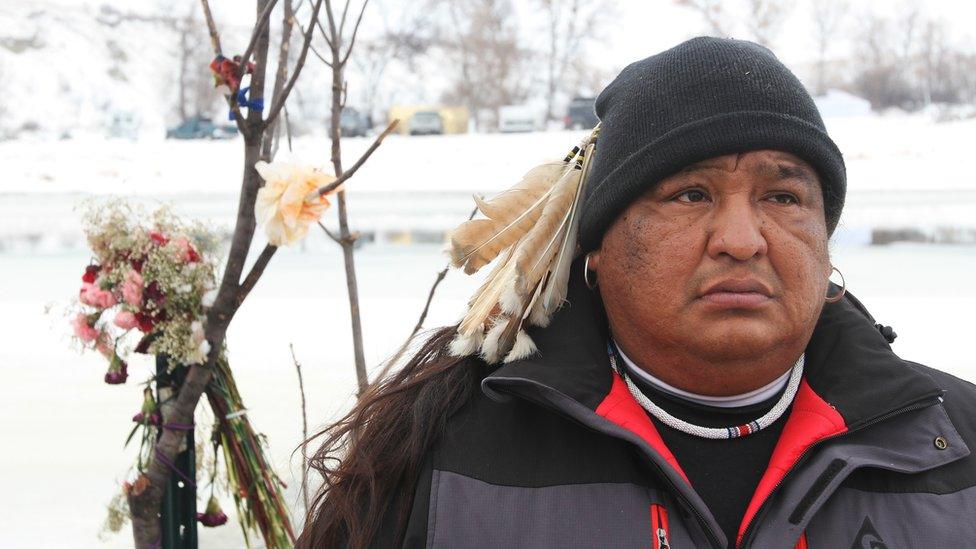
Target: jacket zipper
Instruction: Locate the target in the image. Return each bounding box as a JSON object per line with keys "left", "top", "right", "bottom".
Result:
{"left": 651, "top": 462, "right": 723, "bottom": 548}
{"left": 651, "top": 503, "right": 671, "bottom": 549}
{"left": 737, "top": 394, "right": 943, "bottom": 548}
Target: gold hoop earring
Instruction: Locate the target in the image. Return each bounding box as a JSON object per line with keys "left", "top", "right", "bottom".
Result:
{"left": 583, "top": 253, "right": 598, "bottom": 290}
{"left": 825, "top": 266, "right": 846, "bottom": 303}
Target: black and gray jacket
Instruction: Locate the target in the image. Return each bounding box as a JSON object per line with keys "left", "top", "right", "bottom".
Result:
{"left": 382, "top": 262, "right": 976, "bottom": 548}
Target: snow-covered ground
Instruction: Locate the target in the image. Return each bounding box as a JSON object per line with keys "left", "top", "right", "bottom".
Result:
{"left": 1, "top": 117, "right": 975, "bottom": 547}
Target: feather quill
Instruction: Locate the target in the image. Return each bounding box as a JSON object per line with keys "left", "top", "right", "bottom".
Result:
{"left": 446, "top": 125, "right": 601, "bottom": 363}
{"left": 449, "top": 162, "right": 570, "bottom": 274}
{"left": 528, "top": 142, "right": 595, "bottom": 326}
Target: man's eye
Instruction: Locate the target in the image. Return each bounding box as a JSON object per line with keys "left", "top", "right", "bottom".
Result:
{"left": 767, "top": 193, "right": 798, "bottom": 205}
{"left": 675, "top": 189, "right": 709, "bottom": 203}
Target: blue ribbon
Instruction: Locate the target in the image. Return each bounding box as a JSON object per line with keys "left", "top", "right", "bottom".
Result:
{"left": 229, "top": 87, "right": 264, "bottom": 120}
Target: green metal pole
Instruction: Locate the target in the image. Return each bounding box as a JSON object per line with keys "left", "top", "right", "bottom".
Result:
{"left": 157, "top": 355, "right": 198, "bottom": 549}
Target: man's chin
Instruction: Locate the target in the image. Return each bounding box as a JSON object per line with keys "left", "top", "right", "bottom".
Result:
{"left": 686, "top": 321, "right": 787, "bottom": 361}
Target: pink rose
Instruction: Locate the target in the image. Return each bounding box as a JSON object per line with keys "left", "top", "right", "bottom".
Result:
{"left": 114, "top": 310, "right": 139, "bottom": 330}
{"left": 122, "top": 270, "right": 144, "bottom": 307}
{"left": 71, "top": 312, "right": 99, "bottom": 343}
{"left": 79, "top": 283, "right": 116, "bottom": 309}
{"left": 172, "top": 236, "right": 201, "bottom": 263}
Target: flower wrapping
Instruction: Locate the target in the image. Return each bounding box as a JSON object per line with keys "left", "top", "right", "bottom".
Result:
{"left": 254, "top": 160, "right": 342, "bottom": 246}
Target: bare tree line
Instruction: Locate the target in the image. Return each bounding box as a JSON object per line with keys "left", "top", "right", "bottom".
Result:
{"left": 677, "top": 0, "right": 976, "bottom": 113}
{"left": 178, "top": 0, "right": 619, "bottom": 132}
{"left": 168, "top": 0, "right": 976, "bottom": 128}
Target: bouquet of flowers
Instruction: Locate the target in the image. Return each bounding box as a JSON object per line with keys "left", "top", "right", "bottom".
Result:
{"left": 71, "top": 200, "right": 294, "bottom": 547}
{"left": 71, "top": 201, "right": 218, "bottom": 383}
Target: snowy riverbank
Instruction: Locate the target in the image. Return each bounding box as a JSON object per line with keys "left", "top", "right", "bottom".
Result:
{"left": 2, "top": 113, "right": 976, "bottom": 253}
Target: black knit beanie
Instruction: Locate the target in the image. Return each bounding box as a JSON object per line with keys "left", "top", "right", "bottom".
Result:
{"left": 578, "top": 36, "right": 846, "bottom": 253}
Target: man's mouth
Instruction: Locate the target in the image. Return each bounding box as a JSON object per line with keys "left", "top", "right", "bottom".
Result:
{"left": 698, "top": 278, "right": 774, "bottom": 308}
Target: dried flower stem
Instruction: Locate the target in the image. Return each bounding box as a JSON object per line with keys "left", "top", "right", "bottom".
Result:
{"left": 289, "top": 343, "right": 311, "bottom": 513}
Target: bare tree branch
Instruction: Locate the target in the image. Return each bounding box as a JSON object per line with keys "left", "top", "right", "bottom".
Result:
{"left": 264, "top": 0, "right": 327, "bottom": 128}
{"left": 310, "top": 0, "right": 335, "bottom": 49}
{"left": 309, "top": 41, "right": 334, "bottom": 67}
{"left": 238, "top": 0, "right": 282, "bottom": 82}
{"left": 238, "top": 244, "right": 278, "bottom": 305}
{"left": 199, "top": 0, "right": 223, "bottom": 55}
{"left": 284, "top": 105, "right": 294, "bottom": 151}
{"left": 317, "top": 220, "right": 342, "bottom": 243}
{"left": 339, "top": 0, "right": 370, "bottom": 67}
{"left": 262, "top": 0, "right": 297, "bottom": 159}
{"left": 338, "top": 0, "right": 352, "bottom": 38}
{"left": 306, "top": 119, "right": 399, "bottom": 200}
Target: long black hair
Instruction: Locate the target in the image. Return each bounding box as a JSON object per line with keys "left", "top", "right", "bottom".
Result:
{"left": 296, "top": 324, "right": 478, "bottom": 548}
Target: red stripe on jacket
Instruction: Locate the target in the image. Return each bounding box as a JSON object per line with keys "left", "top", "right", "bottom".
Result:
{"left": 596, "top": 372, "right": 691, "bottom": 484}
{"left": 736, "top": 379, "right": 847, "bottom": 546}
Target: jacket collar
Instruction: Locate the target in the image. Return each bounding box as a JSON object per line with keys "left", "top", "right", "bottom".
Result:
{"left": 483, "top": 256, "right": 945, "bottom": 431}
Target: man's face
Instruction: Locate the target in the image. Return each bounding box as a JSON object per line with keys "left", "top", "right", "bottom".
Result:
{"left": 589, "top": 150, "right": 832, "bottom": 365}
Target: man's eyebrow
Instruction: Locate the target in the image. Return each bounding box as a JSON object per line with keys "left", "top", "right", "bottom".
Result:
{"left": 773, "top": 163, "right": 819, "bottom": 187}
{"left": 676, "top": 162, "right": 723, "bottom": 174}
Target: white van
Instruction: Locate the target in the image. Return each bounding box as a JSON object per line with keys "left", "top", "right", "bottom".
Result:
{"left": 498, "top": 105, "right": 541, "bottom": 133}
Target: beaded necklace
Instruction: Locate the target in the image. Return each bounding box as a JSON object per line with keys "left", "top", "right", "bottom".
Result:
{"left": 606, "top": 340, "right": 803, "bottom": 439}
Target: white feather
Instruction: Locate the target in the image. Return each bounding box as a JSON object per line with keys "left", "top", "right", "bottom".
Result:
{"left": 503, "top": 330, "right": 538, "bottom": 363}
{"left": 498, "top": 277, "right": 521, "bottom": 315}
{"left": 447, "top": 329, "right": 483, "bottom": 357}
{"left": 479, "top": 318, "right": 510, "bottom": 364}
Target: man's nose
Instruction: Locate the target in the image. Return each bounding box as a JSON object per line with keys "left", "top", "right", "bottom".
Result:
{"left": 705, "top": 199, "right": 768, "bottom": 261}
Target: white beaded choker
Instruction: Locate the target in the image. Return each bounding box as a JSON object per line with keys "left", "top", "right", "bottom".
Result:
{"left": 616, "top": 344, "right": 793, "bottom": 408}
{"left": 606, "top": 340, "right": 804, "bottom": 439}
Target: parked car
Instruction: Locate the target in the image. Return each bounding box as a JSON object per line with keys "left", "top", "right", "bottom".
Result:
{"left": 409, "top": 111, "right": 444, "bottom": 135}
{"left": 499, "top": 104, "right": 541, "bottom": 133}
{"left": 564, "top": 97, "right": 598, "bottom": 130}
{"left": 166, "top": 117, "right": 238, "bottom": 140}
{"left": 340, "top": 108, "right": 372, "bottom": 137}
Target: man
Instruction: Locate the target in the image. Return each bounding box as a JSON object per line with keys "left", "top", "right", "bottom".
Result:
{"left": 298, "top": 37, "right": 976, "bottom": 548}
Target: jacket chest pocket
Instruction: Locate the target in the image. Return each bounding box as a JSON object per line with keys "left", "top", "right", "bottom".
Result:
{"left": 426, "top": 469, "right": 693, "bottom": 548}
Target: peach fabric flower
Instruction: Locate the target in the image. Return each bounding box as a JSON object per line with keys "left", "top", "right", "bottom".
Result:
{"left": 254, "top": 160, "right": 342, "bottom": 246}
